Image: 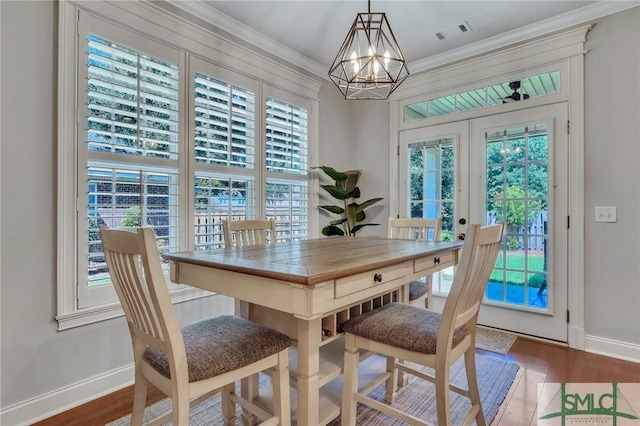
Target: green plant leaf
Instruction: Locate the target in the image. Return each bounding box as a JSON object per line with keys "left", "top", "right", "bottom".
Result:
{"left": 354, "top": 197, "right": 384, "bottom": 212}
{"left": 312, "top": 166, "right": 348, "bottom": 182}
{"left": 315, "top": 166, "right": 383, "bottom": 238}
{"left": 322, "top": 225, "right": 345, "bottom": 236}
{"left": 320, "top": 185, "right": 349, "bottom": 200}
{"left": 351, "top": 223, "right": 381, "bottom": 234}
{"left": 318, "top": 205, "right": 344, "bottom": 214}
{"left": 343, "top": 170, "right": 361, "bottom": 193}
{"left": 347, "top": 204, "right": 366, "bottom": 223}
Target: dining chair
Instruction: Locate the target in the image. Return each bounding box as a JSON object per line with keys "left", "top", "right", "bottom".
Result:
{"left": 221, "top": 218, "right": 278, "bottom": 424}
{"left": 223, "top": 219, "right": 277, "bottom": 247}
{"left": 387, "top": 217, "right": 441, "bottom": 308}
{"left": 99, "top": 226, "right": 292, "bottom": 426}
{"left": 341, "top": 222, "right": 504, "bottom": 426}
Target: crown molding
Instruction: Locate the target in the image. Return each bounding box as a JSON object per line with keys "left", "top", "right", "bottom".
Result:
{"left": 167, "top": 1, "right": 639, "bottom": 81}
{"left": 166, "top": 0, "right": 328, "bottom": 77}
{"left": 409, "top": 1, "right": 639, "bottom": 74}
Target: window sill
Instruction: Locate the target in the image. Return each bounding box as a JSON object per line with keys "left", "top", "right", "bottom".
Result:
{"left": 55, "top": 287, "right": 215, "bottom": 331}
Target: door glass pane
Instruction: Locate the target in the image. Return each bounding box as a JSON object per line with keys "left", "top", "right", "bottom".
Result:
{"left": 408, "top": 139, "right": 455, "bottom": 293}
{"left": 485, "top": 125, "right": 549, "bottom": 310}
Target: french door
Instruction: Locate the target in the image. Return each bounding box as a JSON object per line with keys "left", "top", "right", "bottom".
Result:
{"left": 399, "top": 103, "right": 568, "bottom": 341}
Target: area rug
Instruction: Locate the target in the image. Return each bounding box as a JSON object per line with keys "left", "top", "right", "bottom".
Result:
{"left": 107, "top": 354, "right": 519, "bottom": 426}
{"left": 475, "top": 326, "right": 518, "bottom": 355}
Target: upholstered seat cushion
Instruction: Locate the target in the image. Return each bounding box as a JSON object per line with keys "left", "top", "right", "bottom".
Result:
{"left": 144, "top": 315, "right": 291, "bottom": 383}
{"left": 341, "top": 303, "right": 468, "bottom": 354}
{"left": 408, "top": 279, "right": 428, "bottom": 301}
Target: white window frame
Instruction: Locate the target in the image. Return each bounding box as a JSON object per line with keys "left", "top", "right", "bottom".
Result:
{"left": 57, "top": 0, "right": 321, "bottom": 330}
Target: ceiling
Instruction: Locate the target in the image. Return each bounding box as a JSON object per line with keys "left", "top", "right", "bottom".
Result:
{"left": 168, "top": 1, "right": 637, "bottom": 78}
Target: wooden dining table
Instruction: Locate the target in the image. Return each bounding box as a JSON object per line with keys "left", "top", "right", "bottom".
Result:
{"left": 164, "top": 236, "right": 462, "bottom": 426}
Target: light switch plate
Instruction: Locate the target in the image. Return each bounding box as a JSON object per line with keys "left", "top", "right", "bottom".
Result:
{"left": 595, "top": 206, "right": 616, "bottom": 223}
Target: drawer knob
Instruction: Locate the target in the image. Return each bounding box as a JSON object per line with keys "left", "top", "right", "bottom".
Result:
{"left": 373, "top": 273, "right": 383, "bottom": 283}
{"left": 434, "top": 257, "right": 440, "bottom": 264}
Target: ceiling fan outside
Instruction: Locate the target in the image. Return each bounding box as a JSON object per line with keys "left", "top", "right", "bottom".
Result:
{"left": 501, "top": 80, "right": 530, "bottom": 103}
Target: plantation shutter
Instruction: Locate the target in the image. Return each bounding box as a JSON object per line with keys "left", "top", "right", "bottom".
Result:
{"left": 190, "top": 58, "right": 260, "bottom": 248}
{"left": 264, "top": 94, "right": 310, "bottom": 241}
{"left": 265, "top": 98, "right": 308, "bottom": 174}
{"left": 194, "top": 73, "right": 256, "bottom": 168}
{"left": 79, "top": 16, "right": 182, "bottom": 308}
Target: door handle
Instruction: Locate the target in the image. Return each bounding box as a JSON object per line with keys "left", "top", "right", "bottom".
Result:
{"left": 458, "top": 233, "right": 465, "bottom": 241}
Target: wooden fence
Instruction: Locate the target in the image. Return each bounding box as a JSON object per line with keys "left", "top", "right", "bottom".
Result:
{"left": 487, "top": 211, "right": 547, "bottom": 250}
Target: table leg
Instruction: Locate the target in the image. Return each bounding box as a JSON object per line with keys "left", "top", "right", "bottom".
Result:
{"left": 296, "top": 316, "right": 321, "bottom": 426}
{"left": 397, "top": 283, "right": 411, "bottom": 388}
{"left": 237, "top": 300, "right": 258, "bottom": 426}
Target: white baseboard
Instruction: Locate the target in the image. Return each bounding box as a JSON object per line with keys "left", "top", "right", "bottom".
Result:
{"left": 584, "top": 334, "right": 640, "bottom": 364}
{"left": 0, "top": 363, "right": 134, "bottom": 426}
{"left": 568, "top": 325, "right": 585, "bottom": 350}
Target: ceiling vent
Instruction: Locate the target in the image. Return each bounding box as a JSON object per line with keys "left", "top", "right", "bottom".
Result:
{"left": 434, "top": 21, "right": 473, "bottom": 40}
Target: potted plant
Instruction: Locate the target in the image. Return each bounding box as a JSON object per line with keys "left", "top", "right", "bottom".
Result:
{"left": 313, "top": 166, "right": 384, "bottom": 236}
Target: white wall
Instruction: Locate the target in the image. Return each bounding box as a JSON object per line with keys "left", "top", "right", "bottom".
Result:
{"left": 315, "top": 88, "right": 390, "bottom": 237}
{"left": 349, "top": 101, "right": 391, "bottom": 237}
{"left": 1, "top": 1, "right": 639, "bottom": 425}
{"left": 316, "top": 84, "right": 391, "bottom": 236}
{"left": 583, "top": 8, "right": 640, "bottom": 350}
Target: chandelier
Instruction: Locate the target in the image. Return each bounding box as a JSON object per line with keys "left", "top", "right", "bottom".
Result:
{"left": 328, "top": 0, "right": 409, "bottom": 100}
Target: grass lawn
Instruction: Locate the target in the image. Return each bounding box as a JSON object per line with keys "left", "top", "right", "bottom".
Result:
{"left": 492, "top": 251, "right": 545, "bottom": 285}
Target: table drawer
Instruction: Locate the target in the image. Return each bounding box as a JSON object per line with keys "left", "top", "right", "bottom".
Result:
{"left": 414, "top": 250, "right": 456, "bottom": 273}
{"left": 334, "top": 261, "right": 413, "bottom": 299}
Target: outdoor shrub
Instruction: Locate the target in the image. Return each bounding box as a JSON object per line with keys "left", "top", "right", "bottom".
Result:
{"left": 528, "top": 273, "right": 547, "bottom": 289}
{"left": 506, "top": 236, "right": 522, "bottom": 251}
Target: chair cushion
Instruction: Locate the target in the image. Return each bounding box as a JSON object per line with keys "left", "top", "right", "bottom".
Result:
{"left": 408, "top": 280, "right": 428, "bottom": 301}
{"left": 341, "top": 303, "right": 468, "bottom": 355}
{"left": 143, "top": 315, "right": 291, "bottom": 383}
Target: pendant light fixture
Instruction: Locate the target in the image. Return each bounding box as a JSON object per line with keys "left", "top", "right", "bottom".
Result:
{"left": 328, "top": 0, "right": 409, "bottom": 100}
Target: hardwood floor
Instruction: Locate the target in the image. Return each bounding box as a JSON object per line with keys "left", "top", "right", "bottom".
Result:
{"left": 33, "top": 337, "right": 640, "bottom": 426}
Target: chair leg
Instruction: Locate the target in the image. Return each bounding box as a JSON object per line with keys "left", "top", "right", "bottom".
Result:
{"left": 385, "top": 356, "right": 398, "bottom": 403}
{"left": 434, "top": 357, "right": 452, "bottom": 426}
{"left": 172, "top": 392, "right": 191, "bottom": 425}
{"left": 130, "top": 368, "right": 148, "bottom": 426}
{"left": 425, "top": 276, "right": 433, "bottom": 309}
{"left": 222, "top": 383, "right": 236, "bottom": 426}
{"left": 396, "top": 359, "right": 409, "bottom": 388}
{"left": 241, "top": 374, "right": 259, "bottom": 426}
{"left": 464, "top": 349, "right": 486, "bottom": 426}
{"left": 272, "top": 351, "right": 291, "bottom": 426}
{"left": 341, "top": 334, "right": 360, "bottom": 426}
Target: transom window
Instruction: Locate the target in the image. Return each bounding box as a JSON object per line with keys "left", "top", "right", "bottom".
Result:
{"left": 404, "top": 71, "right": 560, "bottom": 122}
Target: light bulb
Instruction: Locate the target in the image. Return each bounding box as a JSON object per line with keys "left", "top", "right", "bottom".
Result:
{"left": 350, "top": 51, "right": 359, "bottom": 77}
{"left": 367, "top": 46, "right": 375, "bottom": 80}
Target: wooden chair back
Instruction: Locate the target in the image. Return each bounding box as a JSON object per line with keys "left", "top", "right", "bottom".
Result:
{"left": 439, "top": 222, "right": 504, "bottom": 351}
{"left": 99, "top": 227, "right": 183, "bottom": 358}
{"left": 388, "top": 217, "right": 442, "bottom": 307}
{"left": 222, "top": 219, "right": 276, "bottom": 247}
{"left": 387, "top": 217, "right": 441, "bottom": 242}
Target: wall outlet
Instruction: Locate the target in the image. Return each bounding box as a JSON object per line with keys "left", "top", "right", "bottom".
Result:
{"left": 595, "top": 206, "right": 616, "bottom": 223}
